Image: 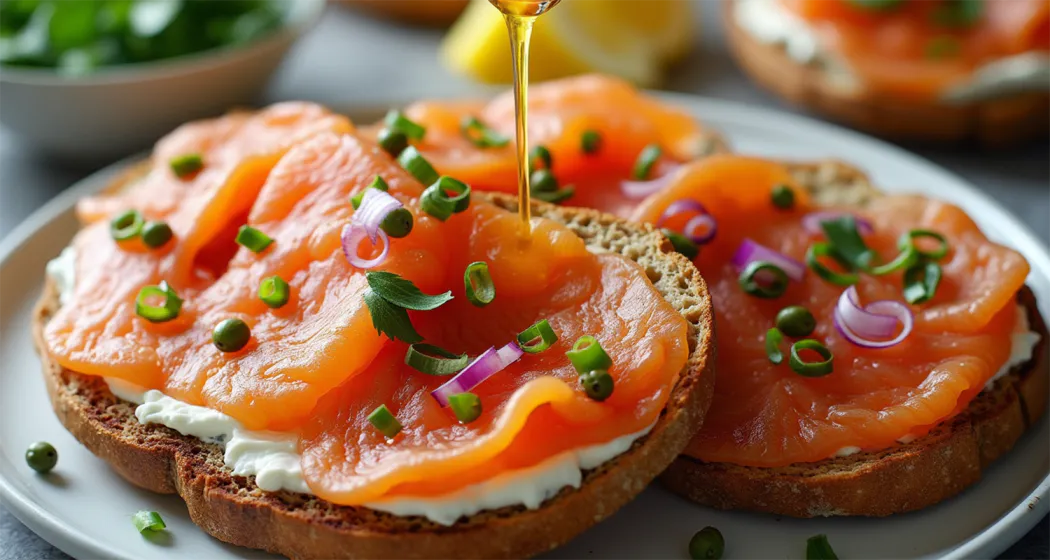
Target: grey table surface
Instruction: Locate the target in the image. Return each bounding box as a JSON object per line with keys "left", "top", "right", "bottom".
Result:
{"left": 1, "top": 4, "right": 1047, "bottom": 559}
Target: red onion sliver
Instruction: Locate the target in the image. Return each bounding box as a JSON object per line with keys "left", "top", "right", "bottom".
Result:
{"left": 683, "top": 214, "right": 717, "bottom": 245}
{"left": 835, "top": 285, "right": 898, "bottom": 339}
{"left": 354, "top": 188, "right": 403, "bottom": 243}
{"left": 431, "top": 341, "right": 524, "bottom": 407}
{"left": 802, "top": 211, "right": 874, "bottom": 236}
{"left": 341, "top": 223, "right": 390, "bottom": 270}
{"left": 833, "top": 287, "right": 914, "bottom": 349}
{"left": 730, "top": 239, "right": 806, "bottom": 282}
{"left": 620, "top": 164, "right": 680, "bottom": 199}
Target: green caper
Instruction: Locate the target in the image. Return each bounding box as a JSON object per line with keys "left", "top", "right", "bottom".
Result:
{"left": 689, "top": 526, "right": 725, "bottom": 560}
{"left": 662, "top": 228, "right": 699, "bottom": 261}
{"left": 26, "top": 441, "right": 58, "bottom": 474}
{"left": 378, "top": 128, "right": 408, "bottom": 157}
{"left": 380, "top": 208, "right": 414, "bottom": 239}
{"left": 212, "top": 318, "right": 251, "bottom": 353}
{"left": 579, "top": 370, "right": 614, "bottom": 401}
{"left": 775, "top": 305, "right": 817, "bottom": 337}
{"left": 771, "top": 184, "right": 795, "bottom": 209}
{"left": 530, "top": 169, "right": 558, "bottom": 193}
{"left": 141, "top": 221, "right": 174, "bottom": 249}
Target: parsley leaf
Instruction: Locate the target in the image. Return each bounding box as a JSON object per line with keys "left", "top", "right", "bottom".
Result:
{"left": 820, "top": 216, "right": 876, "bottom": 271}
{"left": 366, "top": 271, "right": 453, "bottom": 311}
{"left": 363, "top": 289, "right": 423, "bottom": 344}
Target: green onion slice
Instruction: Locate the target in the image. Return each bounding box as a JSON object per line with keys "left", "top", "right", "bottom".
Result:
{"left": 789, "top": 339, "right": 834, "bottom": 377}
{"left": 421, "top": 176, "right": 471, "bottom": 221}
{"left": 900, "top": 229, "right": 949, "bottom": 260}
{"left": 352, "top": 175, "right": 391, "bottom": 209}
{"left": 378, "top": 128, "right": 409, "bottom": 157}
{"left": 405, "top": 343, "right": 469, "bottom": 376}
{"left": 235, "top": 225, "right": 273, "bottom": 253}
{"left": 662, "top": 228, "right": 700, "bottom": 260}
{"left": 771, "top": 184, "right": 795, "bottom": 209}
{"left": 398, "top": 146, "right": 440, "bottom": 186}
{"left": 765, "top": 327, "right": 785, "bottom": 365}
{"left": 631, "top": 144, "right": 662, "bottom": 180}
{"left": 110, "top": 210, "right": 144, "bottom": 241}
{"left": 870, "top": 245, "right": 918, "bottom": 276}
{"left": 169, "top": 153, "right": 203, "bottom": 179}
{"left": 566, "top": 335, "right": 612, "bottom": 374}
{"left": 533, "top": 186, "right": 575, "bottom": 204}
{"left": 132, "top": 510, "right": 166, "bottom": 533}
{"left": 529, "top": 145, "right": 552, "bottom": 172}
{"left": 806, "top": 242, "right": 860, "bottom": 286}
{"left": 530, "top": 169, "right": 558, "bottom": 193}
{"left": 903, "top": 261, "right": 942, "bottom": 305}
{"left": 516, "top": 319, "right": 558, "bottom": 354}
{"left": 464, "top": 261, "right": 495, "bottom": 307}
{"left": 368, "top": 404, "right": 403, "bottom": 438}
{"left": 738, "top": 260, "right": 790, "bottom": 298}
{"left": 258, "top": 276, "right": 290, "bottom": 309}
{"left": 821, "top": 215, "right": 876, "bottom": 270}
{"left": 581, "top": 130, "right": 601, "bottom": 154}
{"left": 806, "top": 534, "right": 840, "bottom": 560}
{"left": 135, "top": 282, "right": 183, "bottom": 323}
{"left": 460, "top": 116, "right": 509, "bottom": 148}
{"left": 448, "top": 392, "right": 483, "bottom": 423}
{"left": 383, "top": 110, "right": 426, "bottom": 140}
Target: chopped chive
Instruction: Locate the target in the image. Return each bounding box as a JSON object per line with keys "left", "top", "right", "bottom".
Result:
{"left": 765, "top": 327, "right": 785, "bottom": 365}
{"left": 421, "top": 176, "right": 471, "bottom": 221}
{"left": 530, "top": 169, "right": 559, "bottom": 193}
{"left": 378, "top": 128, "right": 409, "bottom": 157}
{"left": 662, "top": 228, "right": 699, "bottom": 260}
{"left": 738, "top": 261, "right": 790, "bottom": 298}
{"left": 580, "top": 130, "right": 602, "bottom": 154}
{"left": 903, "top": 261, "right": 942, "bottom": 305}
{"left": 579, "top": 369, "right": 614, "bottom": 401}
{"left": 566, "top": 335, "right": 612, "bottom": 374}
{"left": 448, "top": 392, "right": 483, "bottom": 423}
{"left": 821, "top": 216, "right": 875, "bottom": 270}
{"left": 464, "top": 261, "right": 495, "bottom": 307}
{"left": 771, "top": 184, "right": 796, "bottom": 209}
{"left": 517, "top": 319, "right": 558, "bottom": 354}
{"left": 135, "top": 282, "right": 183, "bottom": 323}
{"left": 141, "top": 221, "right": 173, "bottom": 249}
{"left": 110, "top": 210, "right": 144, "bottom": 241}
{"left": 170, "top": 153, "right": 203, "bottom": 179}
{"left": 775, "top": 305, "right": 817, "bottom": 337}
{"left": 405, "top": 344, "right": 469, "bottom": 376}
{"left": 212, "top": 318, "right": 251, "bottom": 353}
{"left": 368, "top": 404, "right": 402, "bottom": 438}
{"left": 460, "top": 116, "right": 509, "bottom": 148}
{"left": 529, "top": 145, "right": 552, "bottom": 173}
{"left": 806, "top": 242, "right": 860, "bottom": 286}
{"left": 790, "top": 339, "right": 834, "bottom": 377}
{"left": 631, "top": 144, "right": 662, "bottom": 180}
{"left": 258, "top": 276, "right": 290, "bottom": 309}
{"left": 132, "top": 511, "right": 166, "bottom": 534}
{"left": 235, "top": 225, "right": 273, "bottom": 254}
{"left": 398, "top": 146, "right": 440, "bottom": 186}
{"left": 900, "top": 229, "right": 949, "bottom": 260}
{"left": 352, "top": 175, "right": 390, "bottom": 210}
{"left": 806, "top": 534, "right": 839, "bottom": 560}
{"left": 383, "top": 110, "right": 426, "bottom": 140}
{"left": 533, "top": 186, "right": 575, "bottom": 204}
{"left": 870, "top": 245, "right": 918, "bottom": 276}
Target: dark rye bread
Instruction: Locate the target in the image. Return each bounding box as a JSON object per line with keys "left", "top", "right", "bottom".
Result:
{"left": 32, "top": 193, "right": 715, "bottom": 559}
{"left": 661, "top": 160, "right": 1050, "bottom": 517}
{"left": 724, "top": 0, "right": 1050, "bottom": 147}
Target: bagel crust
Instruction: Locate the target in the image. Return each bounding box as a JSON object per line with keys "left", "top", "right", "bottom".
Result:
{"left": 724, "top": 0, "right": 1050, "bottom": 147}
{"left": 34, "top": 193, "right": 716, "bottom": 559}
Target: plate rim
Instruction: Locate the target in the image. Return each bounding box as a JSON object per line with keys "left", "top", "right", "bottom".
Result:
{"left": 1, "top": 94, "right": 1047, "bottom": 560}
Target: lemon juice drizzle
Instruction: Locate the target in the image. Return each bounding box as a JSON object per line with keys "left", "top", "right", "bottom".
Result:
{"left": 489, "top": 0, "right": 561, "bottom": 235}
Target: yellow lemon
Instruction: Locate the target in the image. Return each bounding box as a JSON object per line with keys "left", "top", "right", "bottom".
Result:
{"left": 442, "top": 0, "right": 695, "bottom": 87}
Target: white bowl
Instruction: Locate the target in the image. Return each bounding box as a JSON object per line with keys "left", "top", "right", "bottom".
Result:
{"left": 0, "top": 0, "right": 326, "bottom": 161}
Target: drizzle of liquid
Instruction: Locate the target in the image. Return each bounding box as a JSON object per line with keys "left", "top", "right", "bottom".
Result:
{"left": 488, "top": 0, "right": 562, "bottom": 235}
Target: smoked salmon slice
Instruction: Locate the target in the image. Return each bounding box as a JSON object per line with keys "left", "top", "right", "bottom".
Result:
{"left": 44, "top": 102, "right": 690, "bottom": 504}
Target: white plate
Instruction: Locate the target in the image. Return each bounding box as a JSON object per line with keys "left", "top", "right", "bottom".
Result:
{"left": 1, "top": 96, "right": 1047, "bottom": 560}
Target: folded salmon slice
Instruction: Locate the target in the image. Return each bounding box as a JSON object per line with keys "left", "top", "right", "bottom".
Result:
{"left": 631, "top": 155, "right": 1028, "bottom": 466}
{"left": 782, "top": 0, "right": 1050, "bottom": 99}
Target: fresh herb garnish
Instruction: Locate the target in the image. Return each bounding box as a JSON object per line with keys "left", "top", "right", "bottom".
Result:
{"left": 765, "top": 327, "right": 785, "bottom": 365}
{"left": 903, "top": 261, "right": 942, "bottom": 304}
{"left": 366, "top": 271, "right": 453, "bottom": 310}
{"left": 820, "top": 216, "right": 876, "bottom": 270}
{"left": 363, "top": 289, "right": 424, "bottom": 344}
{"left": 806, "top": 534, "right": 839, "bottom": 560}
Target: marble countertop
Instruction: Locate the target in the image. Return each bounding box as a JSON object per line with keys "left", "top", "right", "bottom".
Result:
{"left": 1, "top": 4, "right": 1046, "bottom": 559}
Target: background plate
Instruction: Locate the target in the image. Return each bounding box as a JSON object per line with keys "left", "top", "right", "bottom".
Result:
{"left": 1, "top": 96, "right": 1047, "bottom": 560}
